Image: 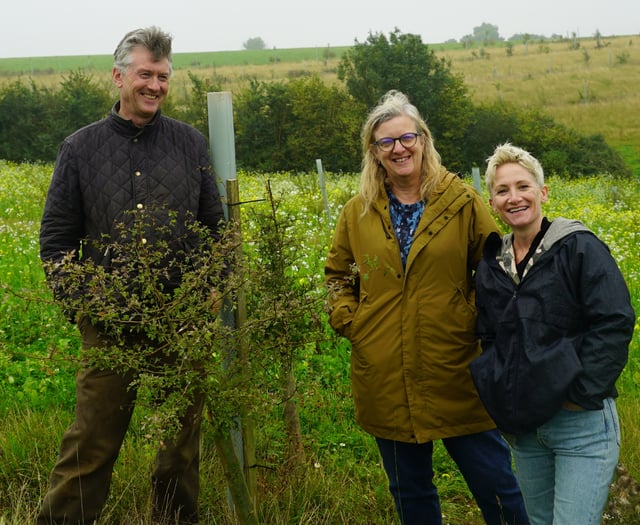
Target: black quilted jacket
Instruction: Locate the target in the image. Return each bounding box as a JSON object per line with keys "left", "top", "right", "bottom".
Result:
{"left": 40, "top": 103, "right": 225, "bottom": 310}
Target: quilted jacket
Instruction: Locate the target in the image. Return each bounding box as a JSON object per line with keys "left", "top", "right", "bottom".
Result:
{"left": 40, "top": 103, "right": 225, "bottom": 311}
{"left": 472, "top": 218, "right": 635, "bottom": 434}
{"left": 325, "top": 170, "right": 500, "bottom": 443}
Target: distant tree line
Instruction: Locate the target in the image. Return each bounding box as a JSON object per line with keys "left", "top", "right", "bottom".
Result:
{"left": 459, "top": 22, "right": 569, "bottom": 48}
{"left": 0, "top": 30, "right": 630, "bottom": 178}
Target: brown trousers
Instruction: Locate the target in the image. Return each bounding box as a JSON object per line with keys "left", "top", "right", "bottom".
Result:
{"left": 36, "top": 319, "right": 203, "bottom": 525}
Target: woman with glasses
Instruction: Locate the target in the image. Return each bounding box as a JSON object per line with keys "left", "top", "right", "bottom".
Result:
{"left": 325, "top": 90, "right": 529, "bottom": 525}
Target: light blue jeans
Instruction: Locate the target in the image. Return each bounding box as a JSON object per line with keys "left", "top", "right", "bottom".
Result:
{"left": 507, "top": 397, "right": 620, "bottom": 525}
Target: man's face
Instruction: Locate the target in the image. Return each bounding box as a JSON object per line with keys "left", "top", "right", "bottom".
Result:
{"left": 113, "top": 46, "right": 170, "bottom": 127}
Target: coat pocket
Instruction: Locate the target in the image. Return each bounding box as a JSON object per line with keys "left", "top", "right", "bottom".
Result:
{"left": 470, "top": 338, "right": 583, "bottom": 434}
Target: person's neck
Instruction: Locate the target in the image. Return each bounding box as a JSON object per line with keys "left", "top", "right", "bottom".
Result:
{"left": 511, "top": 220, "right": 543, "bottom": 262}
{"left": 390, "top": 180, "right": 421, "bottom": 204}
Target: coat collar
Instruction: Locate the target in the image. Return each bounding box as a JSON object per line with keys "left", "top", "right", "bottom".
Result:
{"left": 109, "top": 101, "right": 162, "bottom": 138}
{"left": 371, "top": 169, "right": 467, "bottom": 218}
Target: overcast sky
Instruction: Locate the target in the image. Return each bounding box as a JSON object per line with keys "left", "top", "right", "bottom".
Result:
{"left": 1, "top": 0, "right": 638, "bottom": 59}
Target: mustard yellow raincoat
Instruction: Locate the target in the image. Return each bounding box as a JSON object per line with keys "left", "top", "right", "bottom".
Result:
{"left": 325, "top": 170, "right": 499, "bottom": 443}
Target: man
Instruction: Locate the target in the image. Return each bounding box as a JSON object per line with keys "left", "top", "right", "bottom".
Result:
{"left": 38, "top": 26, "right": 225, "bottom": 524}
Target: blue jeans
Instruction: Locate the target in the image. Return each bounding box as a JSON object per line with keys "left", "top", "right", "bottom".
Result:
{"left": 507, "top": 398, "right": 620, "bottom": 525}
{"left": 376, "top": 430, "right": 530, "bottom": 525}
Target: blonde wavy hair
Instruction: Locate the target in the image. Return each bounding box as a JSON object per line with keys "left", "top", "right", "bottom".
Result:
{"left": 359, "top": 90, "right": 443, "bottom": 214}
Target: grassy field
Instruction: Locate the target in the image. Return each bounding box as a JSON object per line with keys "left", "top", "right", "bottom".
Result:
{"left": 1, "top": 32, "right": 639, "bottom": 524}
{"left": 1, "top": 34, "right": 638, "bottom": 172}
{"left": 0, "top": 46, "right": 353, "bottom": 76}
{"left": 0, "top": 160, "right": 639, "bottom": 523}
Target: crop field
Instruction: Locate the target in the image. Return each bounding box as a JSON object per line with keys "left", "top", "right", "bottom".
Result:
{"left": 0, "top": 159, "right": 638, "bottom": 523}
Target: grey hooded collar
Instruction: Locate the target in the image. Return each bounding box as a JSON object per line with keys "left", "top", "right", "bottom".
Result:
{"left": 498, "top": 217, "right": 591, "bottom": 283}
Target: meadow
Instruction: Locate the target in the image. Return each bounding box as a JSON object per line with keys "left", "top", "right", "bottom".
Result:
{"left": 1, "top": 32, "right": 640, "bottom": 524}
{"left": 0, "top": 160, "right": 639, "bottom": 524}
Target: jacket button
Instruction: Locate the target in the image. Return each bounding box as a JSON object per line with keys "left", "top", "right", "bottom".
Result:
{"left": 137, "top": 203, "right": 144, "bottom": 209}
{"left": 135, "top": 171, "right": 141, "bottom": 177}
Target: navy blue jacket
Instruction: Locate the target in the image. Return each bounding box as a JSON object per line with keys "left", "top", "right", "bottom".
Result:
{"left": 471, "top": 218, "right": 635, "bottom": 435}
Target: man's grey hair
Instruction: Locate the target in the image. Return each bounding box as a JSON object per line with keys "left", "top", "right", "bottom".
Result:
{"left": 113, "top": 26, "right": 173, "bottom": 75}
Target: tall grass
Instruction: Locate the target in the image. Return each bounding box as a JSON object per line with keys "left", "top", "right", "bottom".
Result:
{"left": 1, "top": 162, "right": 639, "bottom": 523}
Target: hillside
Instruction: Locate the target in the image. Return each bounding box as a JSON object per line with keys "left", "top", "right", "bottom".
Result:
{"left": 442, "top": 36, "right": 640, "bottom": 172}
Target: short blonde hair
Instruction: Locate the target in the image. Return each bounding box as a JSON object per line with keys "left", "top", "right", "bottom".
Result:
{"left": 485, "top": 142, "right": 544, "bottom": 197}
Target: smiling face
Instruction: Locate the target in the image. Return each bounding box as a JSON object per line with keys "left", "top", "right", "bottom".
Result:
{"left": 490, "top": 162, "right": 549, "bottom": 232}
{"left": 371, "top": 114, "right": 423, "bottom": 188}
{"left": 113, "top": 46, "right": 170, "bottom": 127}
